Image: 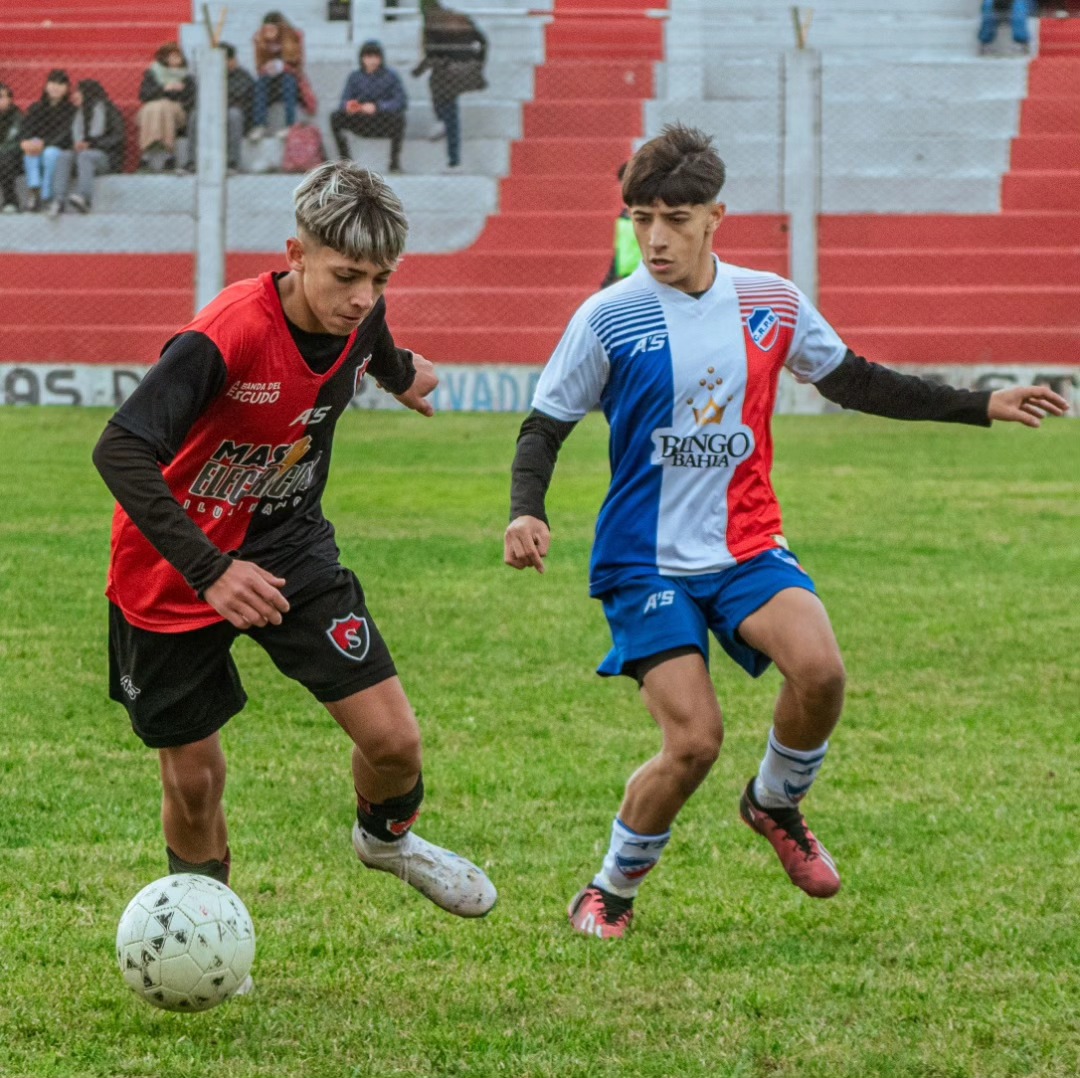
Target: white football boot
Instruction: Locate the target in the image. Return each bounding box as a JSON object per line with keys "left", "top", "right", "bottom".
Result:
{"left": 352, "top": 823, "right": 497, "bottom": 917}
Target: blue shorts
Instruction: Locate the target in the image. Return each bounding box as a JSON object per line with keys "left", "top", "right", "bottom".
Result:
{"left": 597, "top": 548, "right": 817, "bottom": 680}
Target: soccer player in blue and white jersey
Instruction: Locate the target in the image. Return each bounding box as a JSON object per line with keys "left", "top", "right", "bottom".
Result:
{"left": 504, "top": 124, "right": 1067, "bottom": 939}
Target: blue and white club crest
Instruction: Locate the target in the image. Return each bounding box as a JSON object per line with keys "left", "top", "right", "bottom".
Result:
{"left": 747, "top": 306, "right": 780, "bottom": 351}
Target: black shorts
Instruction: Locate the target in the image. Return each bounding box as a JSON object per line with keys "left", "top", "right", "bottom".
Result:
{"left": 108, "top": 567, "right": 397, "bottom": 749}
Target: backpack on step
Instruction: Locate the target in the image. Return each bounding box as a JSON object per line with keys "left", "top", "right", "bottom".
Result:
{"left": 281, "top": 122, "right": 326, "bottom": 173}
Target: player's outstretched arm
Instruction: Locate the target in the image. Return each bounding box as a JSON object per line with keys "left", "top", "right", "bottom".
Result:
{"left": 988, "top": 385, "right": 1069, "bottom": 428}
{"left": 393, "top": 353, "right": 438, "bottom": 417}
{"left": 504, "top": 515, "right": 551, "bottom": 574}
{"left": 203, "top": 560, "right": 290, "bottom": 629}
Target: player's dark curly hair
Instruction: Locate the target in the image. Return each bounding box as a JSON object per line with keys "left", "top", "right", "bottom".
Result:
{"left": 621, "top": 123, "right": 726, "bottom": 207}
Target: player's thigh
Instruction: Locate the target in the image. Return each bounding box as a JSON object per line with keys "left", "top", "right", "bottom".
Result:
{"left": 325, "top": 676, "right": 422, "bottom": 768}
{"left": 737, "top": 586, "right": 844, "bottom": 685}
{"left": 639, "top": 650, "right": 724, "bottom": 753}
{"left": 108, "top": 603, "right": 245, "bottom": 749}
{"left": 247, "top": 567, "right": 399, "bottom": 709}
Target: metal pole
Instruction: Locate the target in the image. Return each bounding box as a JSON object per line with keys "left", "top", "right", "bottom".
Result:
{"left": 194, "top": 40, "right": 227, "bottom": 314}
{"left": 783, "top": 46, "right": 820, "bottom": 303}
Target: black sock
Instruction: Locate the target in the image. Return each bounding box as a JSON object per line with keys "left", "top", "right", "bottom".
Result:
{"left": 167, "top": 845, "right": 231, "bottom": 885}
{"left": 356, "top": 774, "right": 424, "bottom": 842}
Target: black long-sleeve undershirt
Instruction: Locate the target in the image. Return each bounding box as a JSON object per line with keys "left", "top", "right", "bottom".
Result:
{"left": 508, "top": 350, "right": 993, "bottom": 523}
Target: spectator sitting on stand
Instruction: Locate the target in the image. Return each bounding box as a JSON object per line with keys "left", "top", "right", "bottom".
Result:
{"left": 978, "top": 0, "right": 1032, "bottom": 55}
{"left": 20, "top": 69, "right": 76, "bottom": 216}
{"left": 0, "top": 83, "right": 23, "bottom": 213}
{"left": 137, "top": 42, "right": 196, "bottom": 171}
{"left": 223, "top": 42, "right": 256, "bottom": 171}
{"left": 249, "top": 11, "right": 304, "bottom": 140}
{"left": 330, "top": 40, "right": 408, "bottom": 174}
{"left": 412, "top": 0, "right": 488, "bottom": 172}
{"left": 59, "top": 79, "right": 126, "bottom": 214}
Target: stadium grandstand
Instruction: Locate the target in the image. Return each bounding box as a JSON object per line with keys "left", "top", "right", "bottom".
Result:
{"left": 1, "top": 0, "right": 1078, "bottom": 408}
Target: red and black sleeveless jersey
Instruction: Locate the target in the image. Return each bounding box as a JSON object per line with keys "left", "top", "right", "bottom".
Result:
{"left": 106, "top": 272, "right": 399, "bottom": 632}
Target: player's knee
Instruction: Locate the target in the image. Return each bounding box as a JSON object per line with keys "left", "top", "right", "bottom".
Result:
{"left": 669, "top": 727, "right": 723, "bottom": 782}
{"left": 795, "top": 656, "right": 846, "bottom": 713}
{"left": 162, "top": 761, "right": 225, "bottom": 825}
{"left": 365, "top": 729, "right": 423, "bottom": 778}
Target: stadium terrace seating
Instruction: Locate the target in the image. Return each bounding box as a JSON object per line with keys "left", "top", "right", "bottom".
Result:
{"left": 1, "top": 1, "right": 1079, "bottom": 373}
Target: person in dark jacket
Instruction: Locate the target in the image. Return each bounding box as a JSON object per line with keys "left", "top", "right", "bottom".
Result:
{"left": 223, "top": 42, "right": 256, "bottom": 170}
{"left": 0, "top": 83, "right": 23, "bottom": 213}
{"left": 330, "top": 40, "right": 408, "bottom": 173}
{"left": 20, "top": 69, "right": 77, "bottom": 215}
{"left": 412, "top": 0, "right": 487, "bottom": 171}
{"left": 137, "top": 42, "right": 196, "bottom": 169}
{"left": 57, "top": 79, "right": 126, "bottom": 213}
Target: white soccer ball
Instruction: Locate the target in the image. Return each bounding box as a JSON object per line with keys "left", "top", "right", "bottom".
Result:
{"left": 116, "top": 873, "right": 256, "bottom": 1012}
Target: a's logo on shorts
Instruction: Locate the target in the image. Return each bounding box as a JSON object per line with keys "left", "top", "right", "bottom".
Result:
{"left": 120, "top": 675, "right": 141, "bottom": 700}
{"left": 326, "top": 614, "right": 371, "bottom": 662}
{"left": 771, "top": 548, "right": 807, "bottom": 574}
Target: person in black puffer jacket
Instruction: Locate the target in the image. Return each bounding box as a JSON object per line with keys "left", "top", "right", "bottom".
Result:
{"left": 20, "top": 69, "right": 76, "bottom": 214}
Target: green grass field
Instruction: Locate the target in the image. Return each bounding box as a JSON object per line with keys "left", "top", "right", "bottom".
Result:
{"left": 0, "top": 407, "right": 1076, "bottom": 1078}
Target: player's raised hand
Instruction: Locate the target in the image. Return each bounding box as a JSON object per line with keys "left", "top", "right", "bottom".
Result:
{"left": 394, "top": 353, "right": 438, "bottom": 417}
{"left": 504, "top": 515, "right": 551, "bottom": 574}
{"left": 988, "top": 385, "right": 1069, "bottom": 428}
{"left": 204, "top": 560, "right": 290, "bottom": 629}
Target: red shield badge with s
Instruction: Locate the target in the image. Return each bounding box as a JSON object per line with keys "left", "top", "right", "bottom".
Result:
{"left": 326, "top": 614, "right": 371, "bottom": 662}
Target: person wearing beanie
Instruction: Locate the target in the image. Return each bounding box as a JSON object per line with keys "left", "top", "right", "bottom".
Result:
{"left": 330, "top": 40, "right": 408, "bottom": 173}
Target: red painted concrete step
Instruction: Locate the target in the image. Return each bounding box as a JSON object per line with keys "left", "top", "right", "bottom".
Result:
{"left": 391, "top": 287, "right": 585, "bottom": 327}
{"left": 1002, "top": 171, "right": 1080, "bottom": 211}
{"left": 498, "top": 174, "right": 624, "bottom": 213}
{"left": 0, "top": 254, "right": 194, "bottom": 289}
{"left": 1018, "top": 97, "right": 1080, "bottom": 134}
{"left": 1010, "top": 136, "right": 1080, "bottom": 169}
{"left": 0, "top": 325, "right": 170, "bottom": 364}
{"left": 819, "top": 212, "right": 1080, "bottom": 247}
{"left": 820, "top": 249, "right": 1080, "bottom": 287}
{"left": 820, "top": 285, "right": 1080, "bottom": 327}
{"left": 510, "top": 138, "right": 634, "bottom": 175}
{"left": 2, "top": 289, "right": 193, "bottom": 326}
{"left": 533, "top": 60, "right": 654, "bottom": 98}
{"left": 523, "top": 99, "right": 644, "bottom": 138}
{"left": 837, "top": 326, "right": 1080, "bottom": 365}
{"left": 385, "top": 326, "right": 564, "bottom": 365}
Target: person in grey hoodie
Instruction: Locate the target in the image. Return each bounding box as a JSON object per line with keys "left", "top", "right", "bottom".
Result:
{"left": 57, "top": 79, "right": 126, "bottom": 213}
{"left": 330, "top": 40, "right": 407, "bottom": 173}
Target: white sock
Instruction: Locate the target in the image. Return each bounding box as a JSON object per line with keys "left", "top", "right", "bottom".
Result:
{"left": 592, "top": 817, "right": 671, "bottom": 899}
{"left": 754, "top": 728, "right": 828, "bottom": 808}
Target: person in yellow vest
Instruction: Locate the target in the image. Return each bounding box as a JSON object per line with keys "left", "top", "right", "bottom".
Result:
{"left": 601, "top": 163, "right": 642, "bottom": 288}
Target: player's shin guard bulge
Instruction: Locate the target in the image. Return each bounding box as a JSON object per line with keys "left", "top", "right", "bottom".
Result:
{"left": 352, "top": 823, "right": 497, "bottom": 917}
{"left": 568, "top": 885, "right": 634, "bottom": 940}
{"left": 739, "top": 780, "right": 841, "bottom": 898}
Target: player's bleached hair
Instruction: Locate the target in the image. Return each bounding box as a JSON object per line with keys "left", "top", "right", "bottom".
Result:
{"left": 293, "top": 161, "right": 408, "bottom": 265}
{"left": 621, "top": 123, "right": 726, "bottom": 208}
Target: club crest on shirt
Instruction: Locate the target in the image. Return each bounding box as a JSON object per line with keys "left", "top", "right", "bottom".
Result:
{"left": 326, "top": 613, "right": 371, "bottom": 662}
{"left": 747, "top": 306, "right": 780, "bottom": 351}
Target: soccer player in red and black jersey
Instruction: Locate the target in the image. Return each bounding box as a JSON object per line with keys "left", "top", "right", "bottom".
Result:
{"left": 94, "top": 161, "right": 496, "bottom": 926}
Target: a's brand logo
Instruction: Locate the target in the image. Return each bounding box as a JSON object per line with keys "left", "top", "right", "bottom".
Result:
{"left": 630, "top": 332, "right": 668, "bottom": 357}
{"left": 747, "top": 307, "right": 780, "bottom": 351}
{"left": 120, "top": 675, "right": 141, "bottom": 700}
{"left": 326, "top": 614, "right": 371, "bottom": 662}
